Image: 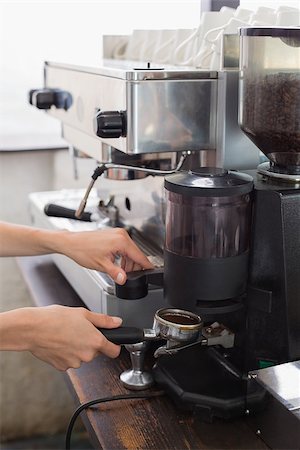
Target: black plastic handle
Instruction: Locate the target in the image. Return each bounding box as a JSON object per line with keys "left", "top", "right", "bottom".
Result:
{"left": 115, "top": 268, "right": 164, "bottom": 300}
{"left": 29, "top": 88, "right": 72, "bottom": 110}
{"left": 94, "top": 110, "right": 127, "bottom": 138}
{"left": 98, "top": 327, "right": 144, "bottom": 344}
{"left": 44, "top": 203, "right": 93, "bottom": 222}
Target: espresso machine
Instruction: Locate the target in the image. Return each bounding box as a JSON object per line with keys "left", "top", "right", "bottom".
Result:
{"left": 28, "top": 38, "right": 259, "bottom": 328}
{"left": 101, "top": 27, "right": 300, "bottom": 424}
{"left": 159, "top": 25, "right": 300, "bottom": 398}
{"left": 29, "top": 26, "right": 299, "bottom": 436}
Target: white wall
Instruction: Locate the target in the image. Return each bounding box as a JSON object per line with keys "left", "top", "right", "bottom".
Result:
{"left": 0, "top": 0, "right": 201, "bottom": 139}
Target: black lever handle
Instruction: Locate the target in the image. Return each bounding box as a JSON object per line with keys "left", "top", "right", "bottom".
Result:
{"left": 44, "top": 203, "right": 93, "bottom": 222}
{"left": 98, "top": 327, "right": 144, "bottom": 344}
{"left": 28, "top": 88, "right": 72, "bottom": 110}
{"left": 115, "top": 268, "right": 164, "bottom": 300}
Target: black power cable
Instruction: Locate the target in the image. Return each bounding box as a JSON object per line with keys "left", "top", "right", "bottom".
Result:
{"left": 65, "top": 390, "right": 165, "bottom": 450}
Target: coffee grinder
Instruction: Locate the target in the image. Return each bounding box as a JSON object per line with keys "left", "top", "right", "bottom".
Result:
{"left": 239, "top": 27, "right": 300, "bottom": 371}
{"left": 115, "top": 27, "right": 300, "bottom": 421}
{"left": 150, "top": 167, "right": 257, "bottom": 421}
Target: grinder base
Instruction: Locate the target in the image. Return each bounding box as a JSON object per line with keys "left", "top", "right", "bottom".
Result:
{"left": 153, "top": 346, "right": 265, "bottom": 422}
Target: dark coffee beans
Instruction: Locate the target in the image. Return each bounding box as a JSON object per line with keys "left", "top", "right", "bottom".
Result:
{"left": 241, "top": 72, "right": 300, "bottom": 168}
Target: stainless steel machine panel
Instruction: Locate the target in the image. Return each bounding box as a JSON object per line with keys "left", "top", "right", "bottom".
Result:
{"left": 249, "top": 361, "right": 300, "bottom": 449}
{"left": 44, "top": 62, "right": 218, "bottom": 157}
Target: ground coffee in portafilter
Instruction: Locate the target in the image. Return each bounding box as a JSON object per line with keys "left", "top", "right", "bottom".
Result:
{"left": 241, "top": 72, "right": 300, "bottom": 171}
{"left": 160, "top": 312, "right": 199, "bottom": 326}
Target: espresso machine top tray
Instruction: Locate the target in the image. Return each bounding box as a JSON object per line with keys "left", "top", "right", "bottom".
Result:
{"left": 44, "top": 60, "right": 218, "bottom": 81}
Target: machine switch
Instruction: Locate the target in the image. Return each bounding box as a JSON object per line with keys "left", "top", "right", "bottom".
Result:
{"left": 94, "top": 110, "right": 127, "bottom": 138}
{"left": 28, "top": 88, "right": 72, "bottom": 110}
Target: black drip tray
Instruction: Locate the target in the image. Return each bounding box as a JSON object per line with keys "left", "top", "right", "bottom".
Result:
{"left": 153, "top": 346, "right": 265, "bottom": 422}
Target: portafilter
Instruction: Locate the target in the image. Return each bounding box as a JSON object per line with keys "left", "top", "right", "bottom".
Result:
{"left": 99, "top": 308, "right": 203, "bottom": 347}
{"left": 99, "top": 308, "right": 203, "bottom": 390}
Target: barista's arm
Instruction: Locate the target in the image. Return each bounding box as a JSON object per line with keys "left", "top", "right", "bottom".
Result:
{"left": 0, "top": 305, "right": 122, "bottom": 370}
{"left": 0, "top": 221, "right": 153, "bottom": 284}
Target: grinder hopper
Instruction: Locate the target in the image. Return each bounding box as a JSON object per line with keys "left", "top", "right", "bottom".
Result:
{"left": 239, "top": 27, "right": 300, "bottom": 175}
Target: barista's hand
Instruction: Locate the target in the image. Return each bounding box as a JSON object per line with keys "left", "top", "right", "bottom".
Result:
{"left": 12, "top": 305, "right": 122, "bottom": 371}
{"left": 58, "top": 227, "right": 153, "bottom": 285}
{"left": 0, "top": 222, "right": 153, "bottom": 284}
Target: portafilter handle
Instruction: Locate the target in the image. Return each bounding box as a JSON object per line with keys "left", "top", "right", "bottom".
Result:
{"left": 98, "top": 326, "right": 158, "bottom": 344}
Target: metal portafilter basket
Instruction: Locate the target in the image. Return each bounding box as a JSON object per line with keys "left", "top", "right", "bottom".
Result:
{"left": 153, "top": 308, "right": 203, "bottom": 354}
{"left": 99, "top": 308, "right": 203, "bottom": 390}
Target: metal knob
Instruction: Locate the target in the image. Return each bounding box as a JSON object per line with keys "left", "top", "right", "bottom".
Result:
{"left": 120, "top": 342, "right": 154, "bottom": 390}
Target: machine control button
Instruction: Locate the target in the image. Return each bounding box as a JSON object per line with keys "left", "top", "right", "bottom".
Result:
{"left": 28, "top": 88, "right": 72, "bottom": 110}
{"left": 94, "top": 110, "right": 127, "bottom": 138}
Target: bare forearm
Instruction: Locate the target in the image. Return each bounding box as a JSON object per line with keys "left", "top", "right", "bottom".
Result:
{"left": 0, "top": 221, "right": 67, "bottom": 257}
{"left": 0, "top": 221, "right": 153, "bottom": 284}
{"left": 0, "top": 305, "right": 122, "bottom": 370}
{"left": 0, "top": 308, "right": 35, "bottom": 351}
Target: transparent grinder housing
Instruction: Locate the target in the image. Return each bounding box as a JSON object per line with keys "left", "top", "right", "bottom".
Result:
{"left": 164, "top": 168, "right": 253, "bottom": 319}
{"left": 239, "top": 27, "right": 300, "bottom": 175}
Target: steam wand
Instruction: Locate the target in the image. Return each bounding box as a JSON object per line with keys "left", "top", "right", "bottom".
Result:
{"left": 75, "top": 152, "right": 188, "bottom": 219}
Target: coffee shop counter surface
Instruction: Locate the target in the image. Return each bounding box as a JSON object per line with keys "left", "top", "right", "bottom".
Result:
{"left": 17, "top": 255, "right": 268, "bottom": 450}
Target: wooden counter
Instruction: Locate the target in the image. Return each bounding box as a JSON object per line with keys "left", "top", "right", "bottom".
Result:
{"left": 17, "top": 255, "right": 269, "bottom": 450}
